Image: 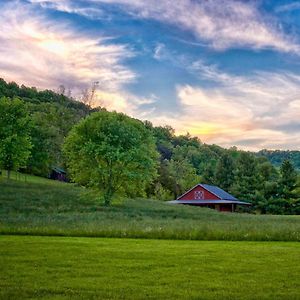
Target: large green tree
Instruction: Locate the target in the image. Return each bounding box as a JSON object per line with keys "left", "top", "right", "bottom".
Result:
{"left": 0, "top": 97, "right": 32, "bottom": 178}
{"left": 63, "top": 111, "right": 159, "bottom": 205}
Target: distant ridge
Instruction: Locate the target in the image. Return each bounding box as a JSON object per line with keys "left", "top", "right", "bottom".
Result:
{"left": 256, "top": 149, "right": 300, "bottom": 170}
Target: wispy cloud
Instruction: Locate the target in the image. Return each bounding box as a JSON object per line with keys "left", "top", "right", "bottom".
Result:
{"left": 29, "top": 0, "right": 105, "bottom": 20}
{"left": 142, "top": 56, "right": 300, "bottom": 149}
{"left": 275, "top": 2, "right": 300, "bottom": 13}
{"left": 147, "top": 63, "right": 300, "bottom": 150}
{"left": 36, "top": 0, "right": 300, "bottom": 53}
{"left": 132, "top": 0, "right": 300, "bottom": 53}
{"left": 0, "top": 1, "right": 137, "bottom": 112}
{"left": 153, "top": 43, "right": 166, "bottom": 60}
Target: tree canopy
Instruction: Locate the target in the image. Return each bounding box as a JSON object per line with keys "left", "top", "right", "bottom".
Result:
{"left": 0, "top": 97, "right": 32, "bottom": 178}
{"left": 63, "top": 111, "right": 159, "bottom": 205}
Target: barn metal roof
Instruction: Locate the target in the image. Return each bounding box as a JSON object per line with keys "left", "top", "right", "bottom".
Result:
{"left": 200, "top": 184, "right": 237, "bottom": 200}
{"left": 168, "top": 199, "right": 251, "bottom": 205}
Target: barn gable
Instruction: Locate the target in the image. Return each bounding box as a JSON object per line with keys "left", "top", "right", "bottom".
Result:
{"left": 177, "top": 184, "right": 218, "bottom": 200}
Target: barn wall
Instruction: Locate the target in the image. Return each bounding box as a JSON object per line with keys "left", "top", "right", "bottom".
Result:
{"left": 178, "top": 185, "right": 218, "bottom": 200}
{"left": 219, "top": 205, "right": 232, "bottom": 212}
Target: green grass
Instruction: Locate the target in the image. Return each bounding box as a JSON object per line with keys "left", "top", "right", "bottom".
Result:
{"left": 0, "top": 170, "right": 64, "bottom": 185}
{"left": 0, "top": 236, "right": 299, "bottom": 299}
{"left": 0, "top": 174, "right": 299, "bottom": 299}
{"left": 1, "top": 175, "right": 299, "bottom": 241}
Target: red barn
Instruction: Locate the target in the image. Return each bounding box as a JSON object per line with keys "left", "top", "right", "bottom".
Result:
{"left": 168, "top": 184, "right": 250, "bottom": 212}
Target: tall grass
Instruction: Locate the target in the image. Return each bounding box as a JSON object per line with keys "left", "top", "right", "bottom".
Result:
{"left": 0, "top": 176, "right": 299, "bottom": 241}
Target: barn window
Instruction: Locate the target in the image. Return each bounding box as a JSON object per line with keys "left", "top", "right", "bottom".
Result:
{"left": 194, "top": 190, "right": 204, "bottom": 200}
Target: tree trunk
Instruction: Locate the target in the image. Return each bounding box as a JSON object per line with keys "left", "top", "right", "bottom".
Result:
{"left": 7, "top": 169, "right": 11, "bottom": 180}
{"left": 103, "top": 162, "right": 114, "bottom": 206}
{"left": 103, "top": 186, "right": 114, "bottom": 206}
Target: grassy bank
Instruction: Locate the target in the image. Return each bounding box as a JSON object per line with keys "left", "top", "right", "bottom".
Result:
{"left": 1, "top": 236, "right": 299, "bottom": 299}
{"left": 1, "top": 175, "right": 299, "bottom": 241}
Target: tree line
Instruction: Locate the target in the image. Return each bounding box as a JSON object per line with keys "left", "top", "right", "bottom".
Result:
{"left": 0, "top": 78, "right": 299, "bottom": 213}
{"left": 146, "top": 124, "right": 299, "bottom": 214}
{"left": 257, "top": 149, "right": 300, "bottom": 170}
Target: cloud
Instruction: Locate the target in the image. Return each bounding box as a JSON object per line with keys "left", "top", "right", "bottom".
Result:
{"left": 178, "top": 67, "right": 300, "bottom": 150}
{"left": 96, "top": 90, "right": 157, "bottom": 113}
{"left": 275, "top": 122, "right": 300, "bottom": 133}
{"left": 153, "top": 43, "right": 166, "bottom": 60}
{"left": 146, "top": 64, "right": 300, "bottom": 150}
{"left": 29, "top": 0, "right": 105, "bottom": 19}
{"left": 2, "top": 0, "right": 300, "bottom": 150}
{"left": 275, "top": 2, "right": 300, "bottom": 13}
{"left": 0, "top": 1, "right": 137, "bottom": 113}
{"left": 36, "top": 0, "right": 300, "bottom": 53}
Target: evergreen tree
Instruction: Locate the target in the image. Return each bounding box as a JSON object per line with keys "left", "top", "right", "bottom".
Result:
{"left": 280, "top": 160, "right": 298, "bottom": 193}
{"left": 275, "top": 160, "right": 299, "bottom": 214}
{"left": 214, "top": 153, "right": 235, "bottom": 190}
{"left": 232, "top": 152, "right": 259, "bottom": 204}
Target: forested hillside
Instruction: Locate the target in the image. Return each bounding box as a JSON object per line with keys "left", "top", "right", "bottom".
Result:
{"left": 0, "top": 78, "right": 94, "bottom": 176}
{"left": 0, "top": 78, "right": 299, "bottom": 214}
{"left": 257, "top": 149, "right": 300, "bottom": 170}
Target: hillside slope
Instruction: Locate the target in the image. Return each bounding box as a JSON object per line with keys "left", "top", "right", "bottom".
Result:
{"left": 0, "top": 175, "right": 299, "bottom": 241}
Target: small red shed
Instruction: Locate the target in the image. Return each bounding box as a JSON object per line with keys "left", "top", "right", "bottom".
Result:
{"left": 168, "top": 184, "right": 250, "bottom": 212}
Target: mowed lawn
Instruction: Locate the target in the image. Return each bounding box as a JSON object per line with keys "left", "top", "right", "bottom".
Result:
{"left": 0, "top": 236, "right": 299, "bottom": 300}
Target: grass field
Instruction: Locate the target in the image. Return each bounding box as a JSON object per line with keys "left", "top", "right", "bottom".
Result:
{"left": 0, "top": 173, "right": 299, "bottom": 241}
{"left": 1, "top": 235, "right": 299, "bottom": 300}
{"left": 1, "top": 173, "right": 299, "bottom": 299}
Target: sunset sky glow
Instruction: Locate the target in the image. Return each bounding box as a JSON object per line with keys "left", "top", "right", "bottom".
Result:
{"left": 1, "top": 0, "right": 300, "bottom": 150}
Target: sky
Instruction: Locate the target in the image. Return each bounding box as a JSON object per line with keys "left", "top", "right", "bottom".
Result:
{"left": 0, "top": 0, "right": 300, "bottom": 150}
